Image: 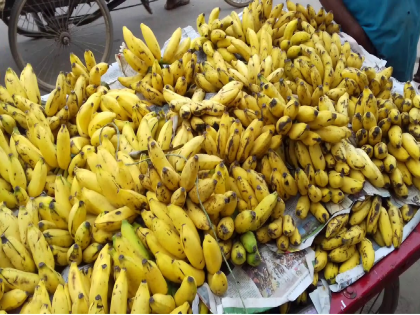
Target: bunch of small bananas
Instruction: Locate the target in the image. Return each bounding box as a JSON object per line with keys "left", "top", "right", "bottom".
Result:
{"left": 312, "top": 198, "right": 417, "bottom": 285}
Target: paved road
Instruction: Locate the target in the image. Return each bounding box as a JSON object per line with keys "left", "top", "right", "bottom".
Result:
{"left": 0, "top": 0, "right": 419, "bottom": 312}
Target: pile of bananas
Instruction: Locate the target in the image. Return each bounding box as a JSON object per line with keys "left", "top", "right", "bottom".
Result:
{"left": 313, "top": 198, "right": 417, "bottom": 286}
{"left": 1, "top": 0, "right": 420, "bottom": 313}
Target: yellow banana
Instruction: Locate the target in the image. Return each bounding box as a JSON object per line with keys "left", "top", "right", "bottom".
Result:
{"left": 208, "top": 271, "right": 228, "bottom": 296}
{"left": 203, "top": 235, "right": 222, "bottom": 274}
{"left": 27, "top": 158, "right": 47, "bottom": 197}
{"left": 131, "top": 280, "right": 150, "bottom": 313}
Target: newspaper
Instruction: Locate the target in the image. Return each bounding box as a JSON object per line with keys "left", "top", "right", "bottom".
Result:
{"left": 362, "top": 181, "right": 391, "bottom": 198}
{"left": 390, "top": 186, "right": 420, "bottom": 207}
{"left": 327, "top": 208, "right": 420, "bottom": 292}
{"left": 309, "top": 279, "right": 331, "bottom": 314}
{"left": 196, "top": 246, "right": 315, "bottom": 314}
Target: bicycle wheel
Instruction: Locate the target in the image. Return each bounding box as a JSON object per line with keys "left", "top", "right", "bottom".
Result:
{"left": 224, "top": 0, "right": 253, "bottom": 8}
{"left": 2, "top": 13, "right": 48, "bottom": 37}
{"left": 8, "top": 0, "right": 113, "bottom": 92}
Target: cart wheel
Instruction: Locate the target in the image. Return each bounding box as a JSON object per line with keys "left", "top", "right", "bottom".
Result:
{"left": 2, "top": 13, "right": 48, "bottom": 36}
{"left": 224, "top": 0, "right": 253, "bottom": 8}
{"left": 8, "top": 0, "right": 113, "bottom": 92}
{"left": 358, "top": 277, "right": 400, "bottom": 314}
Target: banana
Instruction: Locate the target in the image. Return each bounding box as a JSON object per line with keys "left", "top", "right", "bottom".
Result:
{"left": 0, "top": 268, "right": 39, "bottom": 293}
{"left": 0, "top": 289, "right": 28, "bottom": 311}
{"left": 17, "top": 203, "right": 36, "bottom": 247}
{"left": 110, "top": 268, "right": 128, "bottom": 314}
{"left": 138, "top": 261, "right": 165, "bottom": 297}
{"left": 388, "top": 203, "right": 403, "bottom": 248}
{"left": 38, "top": 262, "right": 65, "bottom": 294}
{"left": 308, "top": 184, "right": 322, "bottom": 203}
{"left": 150, "top": 294, "right": 176, "bottom": 314}
{"left": 358, "top": 238, "right": 375, "bottom": 272}
{"left": 326, "top": 214, "right": 349, "bottom": 238}
{"left": 231, "top": 241, "right": 247, "bottom": 266}
{"left": 18, "top": 64, "right": 40, "bottom": 104}
{"left": 52, "top": 284, "right": 70, "bottom": 314}
{"left": 152, "top": 218, "right": 185, "bottom": 259}
{"left": 216, "top": 217, "right": 234, "bottom": 241}
{"left": 163, "top": 27, "right": 182, "bottom": 63}
{"left": 310, "top": 202, "right": 330, "bottom": 223}
{"left": 5, "top": 67, "right": 27, "bottom": 98}
{"left": 342, "top": 225, "right": 364, "bottom": 246}
{"left": 208, "top": 270, "right": 228, "bottom": 296}
{"left": 0, "top": 207, "right": 20, "bottom": 240}
{"left": 94, "top": 164, "right": 120, "bottom": 205}
{"left": 88, "top": 294, "right": 105, "bottom": 314}
{"left": 356, "top": 148, "right": 385, "bottom": 188}
{"left": 140, "top": 23, "right": 161, "bottom": 60}
{"left": 188, "top": 176, "right": 217, "bottom": 204}
{"left": 68, "top": 264, "right": 89, "bottom": 313}
{"left": 56, "top": 124, "right": 71, "bottom": 170}
{"left": 82, "top": 243, "right": 103, "bottom": 264}
{"left": 365, "top": 196, "right": 381, "bottom": 234}
{"left": 339, "top": 250, "right": 360, "bottom": 274}
{"left": 378, "top": 206, "right": 393, "bottom": 247}
{"left": 67, "top": 243, "right": 83, "bottom": 264}
{"left": 94, "top": 206, "right": 136, "bottom": 232}
{"left": 8, "top": 153, "right": 26, "bottom": 189}
{"left": 1, "top": 235, "right": 36, "bottom": 272}
{"left": 27, "top": 225, "right": 55, "bottom": 269}
{"left": 89, "top": 245, "right": 111, "bottom": 312}
{"left": 130, "top": 280, "right": 150, "bottom": 313}
{"left": 314, "top": 247, "right": 328, "bottom": 272}
{"left": 203, "top": 235, "right": 222, "bottom": 274}
{"left": 292, "top": 195, "right": 309, "bottom": 220}
{"left": 329, "top": 244, "right": 357, "bottom": 263}
{"left": 174, "top": 276, "right": 197, "bottom": 307}
{"left": 401, "top": 132, "right": 420, "bottom": 159}
{"left": 400, "top": 204, "right": 416, "bottom": 222}
{"left": 74, "top": 221, "right": 92, "bottom": 250}
{"left": 26, "top": 157, "right": 47, "bottom": 197}
{"left": 185, "top": 198, "right": 210, "bottom": 231}
{"left": 170, "top": 302, "right": 190, "bottom": 314}
{"left": 180, "top": 223, "right": 205, "bottom": 269}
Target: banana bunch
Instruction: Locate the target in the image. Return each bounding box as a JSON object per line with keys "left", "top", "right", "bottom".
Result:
{"left": 310, "top": 197, "right": 417, "bottom": 285}
{"left": 341, "top": 79, "right": 420, "bottom": 197}
{"left": 69, "top": 51, "right": 109, "bottom": 99}
{"left": 194, "top": 0, "right": 339, "bottom": 68}
{"left": 391, "top": 81, "right": 420, "bottom": 141}
{"left": 119, "top": 24, "right": 196, "bottom": 105}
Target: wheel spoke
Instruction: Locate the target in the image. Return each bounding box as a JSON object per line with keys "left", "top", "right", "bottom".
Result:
{"left": 70, "top": 21, "right": 105, "bottom": 35}
{"left": 65, "top": 0, "right": 75, "bottom": 32}
{"left": 71, "top": 40, "right": 104, "bottom": 55}
{"left": 72, "top": 38, "right": 106, "bottom": 48}
{"left": 367, "top": 293, "right": 381, "bottom": 314}
{"left": 36, "top": 43, "right": 60, "bottom": 77}
{"left": 73, "top": 29, "right": 106, "bottom": 37}
{"left": 74, "top": 2, "right": 99, "bottom": 27}
{"left": 30, "top": 40, "right": 57, "bottom": 56}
